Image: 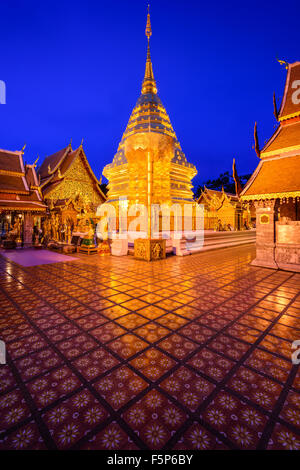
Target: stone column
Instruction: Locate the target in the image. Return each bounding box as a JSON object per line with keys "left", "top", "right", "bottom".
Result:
{"left": 23, "top": 212, "right": 34, "bottom": 247}
{"left": 251, "top": 200, "right": 278, "bottom": 269}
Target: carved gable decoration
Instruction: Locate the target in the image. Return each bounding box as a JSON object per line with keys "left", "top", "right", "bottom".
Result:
{"left": 44, "top": 151, "right": 104, "bottom": 205}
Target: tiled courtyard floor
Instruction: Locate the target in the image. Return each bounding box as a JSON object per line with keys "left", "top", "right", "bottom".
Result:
{"left": 0, "top": 245, "right": 299, "bottom": 450}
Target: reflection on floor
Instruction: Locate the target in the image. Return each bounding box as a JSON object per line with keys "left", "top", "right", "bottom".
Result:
{"left": 0, "top": 245, "right": 299, "bottom": 450}
{"left": 1, "top": 248, "right": 78, "bottom": 267}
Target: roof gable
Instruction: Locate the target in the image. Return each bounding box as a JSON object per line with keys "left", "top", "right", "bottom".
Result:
{"left": 279, "top": 61, "right": 300, "bottom": 120}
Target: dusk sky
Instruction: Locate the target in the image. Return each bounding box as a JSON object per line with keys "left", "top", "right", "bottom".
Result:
{"left": 0, "top": 0, "right": 298, "bottom": 187}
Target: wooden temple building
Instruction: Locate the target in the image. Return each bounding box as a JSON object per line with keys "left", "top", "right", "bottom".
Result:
{"left": 0, "top": 148, "right": 47, "bottom": 247}
{"left": 241, "top": 61, "right": 300, "bottom": 272}
{"left": 197, "top": 187, "right": 254, "bottom": 231}
{"left": 102, "top": 9, "right": 198, "bottom": 257}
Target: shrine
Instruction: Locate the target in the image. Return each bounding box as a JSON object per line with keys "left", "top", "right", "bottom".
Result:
{"left": 198, "top": 187, "right": 254, "bottom": 231}
{"left": 241, "top": 61, "right": 300, "bottom": 271}
{"left": 37, "top": 141, "right": 107, "bottom": 252}
{"left": 0, "top": 147, "right": 47, "bottom": 248}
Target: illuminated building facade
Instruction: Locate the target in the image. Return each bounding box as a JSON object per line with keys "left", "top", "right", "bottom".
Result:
{"left": 241, "top": 61, "right": 300, "bottom": 271}
{"left": 0, "top": 147, "right": 46, "bottom": 247}
{"left": 198, "top": 187, "right": 254, "bottom": 231}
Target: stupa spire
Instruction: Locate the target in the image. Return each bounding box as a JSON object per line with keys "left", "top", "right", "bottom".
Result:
{"left": 142, "top": 5, "right": 157, "bottom": 94}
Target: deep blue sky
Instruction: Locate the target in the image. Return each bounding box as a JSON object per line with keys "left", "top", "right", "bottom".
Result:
{"left": 0, "top": 0, "right": 298, "bottom": 187}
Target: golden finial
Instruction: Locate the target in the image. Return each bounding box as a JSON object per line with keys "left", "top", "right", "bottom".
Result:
{"left": 142, "top": 5, "right": 157, "bottom": 95}
{"left": 33, "top": 155, "right": 39, "bottom": 167}
{"left": 69, "top": 138, "right": 72, "bottom": 147}
{"left": 277, "top": 58, "right": 289, "bottom": 70}
{"left": 21, "top": 144, "right": 26, "bottom": 153}
{"left": 80, "top": 138, "right": 84, "bottom": 147}
{"left": 145, "top": 4, "right": 152, "bottom": 39}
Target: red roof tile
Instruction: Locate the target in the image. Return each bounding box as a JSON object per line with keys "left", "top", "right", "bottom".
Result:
{"left": 0, "top": 149, "right": 23, "bottom": 173}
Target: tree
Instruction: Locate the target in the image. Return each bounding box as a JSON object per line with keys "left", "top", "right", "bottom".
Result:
{"left": 99, "top": 182, "right": 108, "bottom": 195}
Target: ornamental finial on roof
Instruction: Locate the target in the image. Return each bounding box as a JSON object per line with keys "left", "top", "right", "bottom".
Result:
{"left": 142, "top": 5, "right": 157, "bottom": 94}
{"left": 145, "top": 5, "right": 152, "bottom": 40}
{"left": 277, "top": 58, "right": 289, "bottom": 70}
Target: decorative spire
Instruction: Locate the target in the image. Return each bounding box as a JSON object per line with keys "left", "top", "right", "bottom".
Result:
{"left": 142, "top": 5, "right": 157, "bottom": 95}
{"left": 253, "top": 122, "right": 260, "bottom": 158}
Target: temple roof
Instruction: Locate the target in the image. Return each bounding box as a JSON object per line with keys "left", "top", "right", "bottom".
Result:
{"left": 0, "top": 149, "right": 25, "bottom": 174}
{"left": 261, "top": 119, "right": 300, "bottom": 157}
{"left": 38, "top": 144, "right": 106, "bottom": 201}
{"left": 198, "top": 187, "right": 238, "bottom": 206}
{"left": 38, "top": 145, "right": 70, "bottom": 179}
{"left": 260, "top": 62, "right": 300, "bottom": 158}
{"left": 0, "top": 200, "right": 45, "bottom": 211}
{"left": 25, "top": 164, "right": 39, "bottom": 187}
{"left": 0, "top": 175, "right": 28, "bottom": 193}
{"left": 241, "top": 155, "right": 300, "bottom": 200}
{"left": 0, "top": 148, "right": 46, "bottom": 212}
{"left": 278, "top": 62, "right": 300, "bottom": 121}
{"left": 242, "top": 60, "right": 300, "bottom": 201}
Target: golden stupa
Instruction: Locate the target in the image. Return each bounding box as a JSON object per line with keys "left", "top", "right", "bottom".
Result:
{"left": 103, "top": 8, "right": 197, "bottom": 225}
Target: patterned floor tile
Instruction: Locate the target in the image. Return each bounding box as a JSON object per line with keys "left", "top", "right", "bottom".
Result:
{"left": 134, "top": 323, "right": 170, "bottom": 343}
{"left": 187, "top": 348, "right": 234, "bottom": 382}
{"left": 0, "top": 389, "right": 31, "bottom": 432}
{"left": 89, "top": 322, "right": 126, "bottom": 343}
{"left": 42, "top": 388, "right": 109, "bottom": 449}
{"left": 159, "top": 367, "right": 215, "bottom": 411}
{"left": 245, "top": 348, "right": 292, "bottom": 383}
{"left": 158, "top": 334, "right": 198, "bottom": 360}
{"left": 0, "top": 366, "right": 17, "bottom": 394}
{"left": 0, "top": 421, "right": 46, "bottom": 450}
{"left": 173, "top": 422, "right": 229, "bottom": 449}
{"left": 267, "top": 423, "right": 300, "bottom": 450}
{"left": 178, "top": 323, "right": 215, "bottom": 344}
{"left": 93, "top": 366, "right": 147, "bottom": 410}
{"left": 107, "top": 334, "right": 148, "bottom": 359}
{"left": 156, "top": 313, "right": 189, "bottom": 330}
{"left": 279, "top": 390, "right": 300, "bottom": 428}
{"left": 55, "top": 334, "right": 97, "bottom": 360}
{"left": 207, "top": 334, "right": 249, "bottom": 360}
{"left": 123, "top": 389, "right": 187, "bottom": 449}
{"left": 71, "top": 348, "right": 119, "bottom": 381}
{"left": 26, "top": 365, "right": 83, "bottom": 409}
{"left": 15, "top": 347, "right": 63, "bottom": 382}
{"left": 130, "top": 348, "right": 176, "bottom": 381}
{"left": 79, "top": 422, "right": 139, "bottom": 450}
{"left": 227, "top": 366, "right": 283, "bottom": 412}
{"left": 201, "top": 390, "right": 268, "bottom": 449}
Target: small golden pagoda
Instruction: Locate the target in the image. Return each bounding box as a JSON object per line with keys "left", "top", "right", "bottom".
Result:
{"left": 103, "top": 8, "right": 197, "bottom": 239}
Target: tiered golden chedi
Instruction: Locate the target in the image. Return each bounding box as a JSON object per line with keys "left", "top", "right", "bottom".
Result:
{"left": 103, "top": 11, "right": 197, "bottom": 217}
